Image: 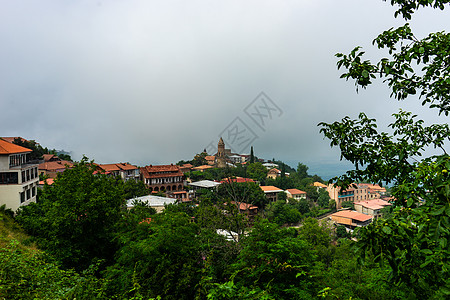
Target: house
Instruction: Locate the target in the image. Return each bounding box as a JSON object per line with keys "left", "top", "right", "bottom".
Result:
{"left": 260, "top": 185, "right": 284, "bottom": 202}
{"left": 327, "top": 183, "right": 386, "bottom": 209}
{"left": 97, "top": 163, "right": 140, "bottom": 182}
{"left": 0, "top": 139, "right": 39, "bottom": 211}
{"left": 179, "top": 163, "right": 193, "bottom": 173}
{"left": 267, "top": 168, "right": 290, "bottom": 179}
{"left": 263, "top": 162, "right": 279, "bottom": 169}
{"left": 227, "top": 201, "right": 258, "bottom": 216}
{"left": 285, "top": 188, "right": 307, "bottom": 200}
{"left": 141, "top": 164, "right": 184, "bottom": 193}
{"left": 354, "top": 199, "right": 392, "bottom": 218}
{"left": 205, "top": 156, "right": 216, "bottom": 166}
{"left": 126, "top": 195, "right": 178, "bottom": 213}
{"left": 329, "top": 210, "right": 373, "bottom": 228}
{"left": 39, "top": 160, "right": 74, "bottom": 178}
{"left": 188, "top": 180, "right": 221, "bottom": 199}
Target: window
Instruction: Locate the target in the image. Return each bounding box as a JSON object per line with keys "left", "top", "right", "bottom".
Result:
{"left": 20, "top": 192, "right": 25, "bottom": 203}
{"left": 32, "top": 186, "right": 36, "bottom": 197}
{"left": 0, "top": 172, "right": 18, "bottom": 184}
{"left": 26, "top": 188, "right": 30, "bottom": 200}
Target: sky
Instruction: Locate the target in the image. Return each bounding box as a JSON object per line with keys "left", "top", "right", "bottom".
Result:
{"left": 1, "top": 0, "right": 449, "bottom": 179}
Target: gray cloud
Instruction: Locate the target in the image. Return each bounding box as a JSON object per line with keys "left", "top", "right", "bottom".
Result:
{"left": 1, "top": 1, "right": 449, "bottom": 178}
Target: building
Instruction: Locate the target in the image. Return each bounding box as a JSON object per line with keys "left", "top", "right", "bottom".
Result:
{"left": 327, "top": 183, "right": 387, "bottom": 209}
{"left": 267, "top": 168, "right": 290, "bottom": 179}
{"left": 313, "top": 181, "right": 327, "bottom": 191}
{"left": 188, "top": 180, "right": 221, "bottom": 199}
{"left": 329, "top": 210, "right": 373, "bottom": 228}
{"left": 141, "top": 164, "right": 184, "bottom": 193}
{"left": 192, "top": 165, "right": 214, "bottom": 172}
{"left": 285, "top": 188, "right": 307, "bottom": 201}
{"left": 260, "top": 185, "right": 284, "bottom": 202}
{"left": 205, "top": 156, "right": 216, "bottom": 166}
{"left": 126, "top": 195, "right": 178, "bottom": 213}
{"left": 263, "top": 162, "right": 278, "bottom": 169}
{"left": 38, "top": 160, "right": 74, "bottom": 178}
{"left": 354, "top": 199, "right": 392, "bottom": 218}
{"left": 0, "top": 139, "right": 39, "bottom": 211}
{"left": 96, "top": 163, "right": 140, "bottom": 182}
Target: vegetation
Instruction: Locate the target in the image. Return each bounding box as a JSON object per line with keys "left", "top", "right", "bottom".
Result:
{"left": 319, "top": 0, "right": 450, "bottom": 298}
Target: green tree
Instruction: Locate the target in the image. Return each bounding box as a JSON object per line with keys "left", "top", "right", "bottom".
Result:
{"left": 296, "top": 163, "right": 309, "bottom": 179}
{"left": 16, "top": 158, "right": 126, "bottom": 271}
{"left": 320, "top": 1, "right": 450, "bottom": 297}
{"left": 249, "top": 146, "right": 255, "bottom": 164}
{"left": 246, "top": 162, "right": 268, "bottom": 183}
{"left": 192, "top": 152, "right": 208, "bottom": 167}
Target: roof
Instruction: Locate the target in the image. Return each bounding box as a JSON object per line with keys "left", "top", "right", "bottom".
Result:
{"left": 260, "top": 185, "right": 284, "bottom": 193}
{"left": 0, "top": 139, "right": 32, "bottom": 155}
{"left": 98, "top": 164, "right": 121, "bottom": 172}
{"left": 141, "top": 164, "right": 183, "bottom": 178}
{"left": 268, "top": 168, "right": 281, "bottom": 174}
{"left": 286, "top": 188, "right": 306, "bottom": 195}
{"left": 0, "top": 137, "right": 29, "bottom": 144}
{"left": 192, "top": 165, "right": 214, "bottom": 170}
{"left": 116, "top": 163, "right": 138, "bottom": 170}
{"left": 313, "top": 182, "right": 327, "bottom": 188}
{"left": 205, "top": 156, "right": 215, "bottom": 161}
{"left": 228, "top": 201, "right": 258, "bottom": 211}
{"left": 220, "top": 177, "right": 255, "bottom": 184}
{"left": 330, "top": 210, "right": 373, "bottom": 222}
{"left": 354, "top": 199, "right": 392, "bottom": 210}
{"left": 42, "top": 154, "right": 58, "bottom": 162}
{"left": 126, "top": 195, "right": 178, "bottom": 208}
{"left": 189, "top": 180, "right": 221, "bottom": 188}
{"left": 39, "top": 178, "right": 54, "bottom": 185}
{"left": 39, "top": 161, "right": 73, "bottom": 171}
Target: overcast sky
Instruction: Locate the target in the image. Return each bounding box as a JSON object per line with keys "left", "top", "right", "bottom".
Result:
{"left": 1, "top": 0, "right": 449, "bottom": 178}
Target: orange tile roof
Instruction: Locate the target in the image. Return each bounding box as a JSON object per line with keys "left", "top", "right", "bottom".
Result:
{"left": 192, "top": 165, "right": 214, "bottom": 170}
{"left": 228, "top": 201, "right": 258, "bottom": 211}
{"left": 313, "top": 182, "right": 327, "bottom": 188}
{"left": 205, "top": 156, "right": 215, "bottom": 161}
{"left": 0, "top": 139, "right": 32, "bottom": 155}
{"left": 98, "top": 164, "right": 121, "bottom": 172}
{"left": 260, "top": 185, "right": 283, "bottom": 192}
{"left": 117, "top": 163, "right": 138, "bottom": 170}
{"left": 286, "top": 188, "right": 306, "bottom": 195}
{"left": 331, "top": 210, "right": 372, "bottom": 222}
{"left": 268, "top": 168, "right": 281, "bottom": 173}
{"left": 39, "top": 178, "right": 54, "bottom": 185}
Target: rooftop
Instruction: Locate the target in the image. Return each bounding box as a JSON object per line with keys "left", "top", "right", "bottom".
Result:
{"left": 354, "top": 199, "right": 392, "bottom": 210}
{"left": 0, "top": 139, "right": 32, "bottom": 155}
{"left": 189, "top": 180, "right": 221, "bottom": 189}
{"left": 330, "top": 210, "right": 373, "bottom": 222}
{"left": 286, "top": 188, "right": 306, "bottom": 195}
{"left": 260, "top": 185, "right": 284, "bottom": 193}
{"left": 126, "top": 195, "right": 178, "bottom": 208}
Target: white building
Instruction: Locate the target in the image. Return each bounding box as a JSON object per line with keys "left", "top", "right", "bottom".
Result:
{"left": 0, "top": 139, "right": 39, "bottom": 211}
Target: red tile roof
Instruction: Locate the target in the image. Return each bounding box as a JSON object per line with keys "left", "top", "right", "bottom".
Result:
{"left": 39, "top": 161, "right": 73, "bottom": 171}
{"left": 39, "top": 178, "right": 54, "bottom": 185}
{"left": 42, "top": 154, "right": 58, "bottom": 162}
{"left": 228, "top": 201, "right": 258, "bottom": 211}
{"left": 141, "top": 164, "right": 183, "bottom": 179}
{"left": 0, "top": 137, "right": 29, "bottom": 144}
{"left": 192, "top": 165, "right": 213, "bottom": 171}
{"left": 205, "top": 156, "right": 215, "bottom": 161}
{"left": 331, "top": 210, "right": 372, "bottom": 222}
{"left": 0, "top": 139, "right": 32, "bottom": 155}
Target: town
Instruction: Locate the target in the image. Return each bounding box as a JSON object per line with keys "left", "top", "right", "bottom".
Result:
{"left": 1, "top": 136, "right": 392, "bottom": 233}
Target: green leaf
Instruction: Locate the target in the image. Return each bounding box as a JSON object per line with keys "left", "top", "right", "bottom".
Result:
{"left": 382, "top": 226, "right": 392, "bottom": 234}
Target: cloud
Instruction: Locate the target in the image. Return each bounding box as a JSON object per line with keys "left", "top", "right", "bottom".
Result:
{"left": 1, "top": 0, "right": 449, "bottom": 177}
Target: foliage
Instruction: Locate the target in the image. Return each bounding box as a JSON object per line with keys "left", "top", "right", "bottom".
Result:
{"left": 317, "top": 188, "right": 331, "bottom": 208}
{"left": 246, "top": 162, "right": 268, "bottom": 183}
{"left": 218, "top": 181, "right": 267, "bottom": 209}
{"left": 16, "top": 158, "right": 126, "bottom": 271}
{"left": 225, "top": 219, "right": 318, "bottom": 299}
{"left": 320, "top": 1, "right": 450, "bottom": 297}
{"left": 103, "top": 211, "right": 208, "bottom": 300}
{"left": 265, "top": 200, "right": 302, "bottom": 225}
